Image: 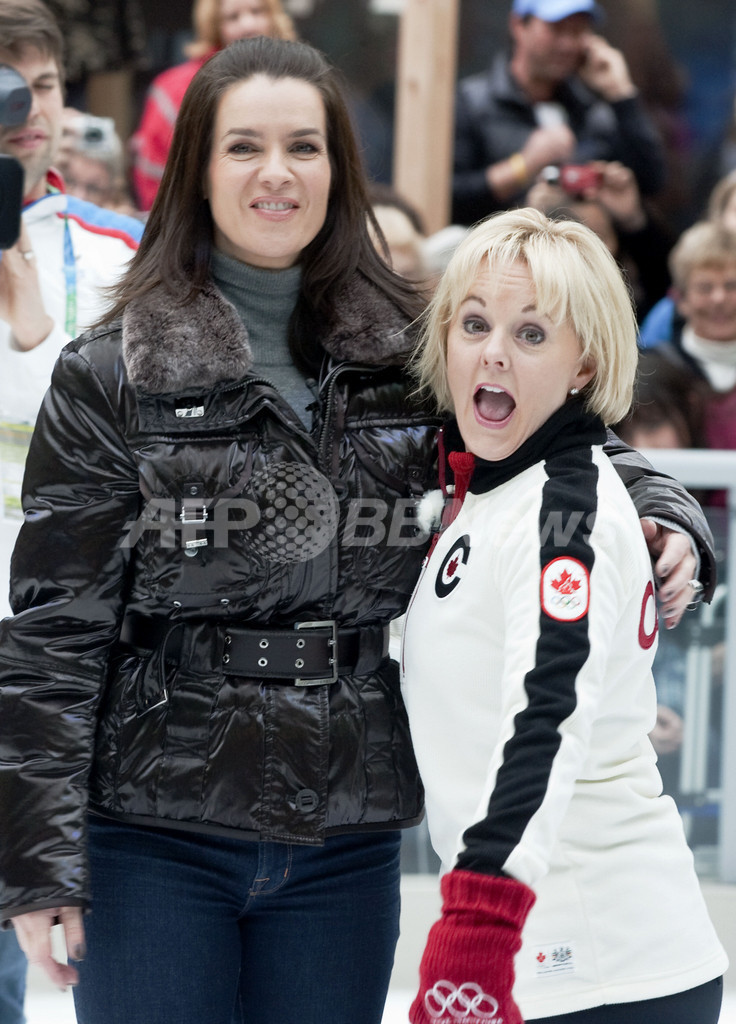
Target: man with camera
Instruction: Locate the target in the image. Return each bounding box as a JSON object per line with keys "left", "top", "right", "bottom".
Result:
{"left": 0, "top": 6, "right": 142, "bottom": 1017}
{"left": 0, "top": 0, "right": 142, "bottom": 415}
{"left": 451, "top": 0, "right": 667, "bottom": 225}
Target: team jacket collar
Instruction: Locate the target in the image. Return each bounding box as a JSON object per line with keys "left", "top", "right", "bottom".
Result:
{"left": 453, "top": 398, "right": 607, "bottom": 496}
{"left": 21, "top": 168, "right": 68, "bottom": 220}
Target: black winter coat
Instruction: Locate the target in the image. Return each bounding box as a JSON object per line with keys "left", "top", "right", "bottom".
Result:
{"left": 0, "top": 274, "right": 441, "bottom": 919}
{"left": 0, "top": 273, "right": 715, "bottom": 920}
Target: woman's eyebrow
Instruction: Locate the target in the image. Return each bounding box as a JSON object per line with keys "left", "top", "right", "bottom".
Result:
{"left": 223, "top": 127, "right": 325, "bottom": 138}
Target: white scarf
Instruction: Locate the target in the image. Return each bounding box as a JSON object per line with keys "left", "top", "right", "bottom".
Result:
{"left": 681, "top": 325, "right": 736, "bottom": 391}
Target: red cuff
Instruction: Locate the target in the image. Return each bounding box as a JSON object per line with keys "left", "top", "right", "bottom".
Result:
{"left": 410, "top": 870, "right": 535, "bottom": 1024}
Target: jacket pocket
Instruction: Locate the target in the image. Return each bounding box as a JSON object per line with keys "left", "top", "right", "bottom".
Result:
{"left": 128, "top": 438, "right": 275, "bottom": 606}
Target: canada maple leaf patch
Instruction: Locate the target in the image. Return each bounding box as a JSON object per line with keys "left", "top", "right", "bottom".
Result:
{"left": 541, "top": 557, "right": 589, "bottom": 622}
{"left": 551, "top": 569, "right": 581, "bottom": 595}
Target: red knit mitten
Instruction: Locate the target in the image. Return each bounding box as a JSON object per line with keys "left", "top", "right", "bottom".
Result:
{"left": 410, "top": 869, "right": 535, "bottom": 1024}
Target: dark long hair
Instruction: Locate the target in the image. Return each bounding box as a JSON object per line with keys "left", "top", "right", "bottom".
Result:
{"left": 101, "top": 37, "right": 424, "bottom": 368}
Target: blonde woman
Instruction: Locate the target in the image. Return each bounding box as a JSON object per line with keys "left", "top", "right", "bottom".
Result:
{"left": 131, "top": 0, "right": 295, "bottom": 211}
{"left": 402, "top": 209, "right": 727, "bottom": 1024}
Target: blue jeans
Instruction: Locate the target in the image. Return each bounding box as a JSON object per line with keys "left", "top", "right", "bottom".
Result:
{"left": 0, "top": 929, "right": 26, "bottom": 1024}
{"left": 73, "top": 816, "right": 402, "bottom": 1024}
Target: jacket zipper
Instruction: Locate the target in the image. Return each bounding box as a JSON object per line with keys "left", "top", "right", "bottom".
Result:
{"left": 317, "top": 368, "right": 342, "bottom": 468}
{"left": 242, "top": 376, "right": 319, "bottom": 451}
{"left": 316, "top": 362, "right": 382, "bottom": 469}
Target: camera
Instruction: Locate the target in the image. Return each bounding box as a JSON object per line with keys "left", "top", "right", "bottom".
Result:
{"left": 83, "top": 125, "right": 103, "bottom": 144}
{"left": 0, "top": 65, "right": 31, "bottom": 126}
{"left": 0, "top": 64, "right": 32, "bottom": 250}
{"left": 63, "top": 113, "right": 121, "bottom": 158}
{"left": 541, "top": 164, "right": 603, "bottom": 197}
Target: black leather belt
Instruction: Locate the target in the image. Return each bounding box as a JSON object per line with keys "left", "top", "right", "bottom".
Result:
{"left": 119, "top": 613, "right": 390, "bottom": 686}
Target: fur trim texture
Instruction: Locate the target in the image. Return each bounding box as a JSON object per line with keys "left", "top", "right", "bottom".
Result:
{"left": 123, "top": 282, "right": 252, "bottom": 395}
{"left": 122, "top": 274, "right": 414, "bottom": 395}
{"left": 318, "top": 275, "right": 415, "bottom": 366}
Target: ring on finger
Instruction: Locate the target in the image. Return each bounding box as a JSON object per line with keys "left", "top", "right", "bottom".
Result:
{"left": 686, "top": 578, "right": 704, "bottom": 609}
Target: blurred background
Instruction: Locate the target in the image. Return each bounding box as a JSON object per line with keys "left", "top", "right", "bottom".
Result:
{"left": 62, "top": 0, "right": 736, "bottom": 234}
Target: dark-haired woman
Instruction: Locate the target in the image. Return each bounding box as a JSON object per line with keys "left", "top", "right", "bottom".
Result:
{"left": 0, "top": 36, "right": 716, "bottom": 1024}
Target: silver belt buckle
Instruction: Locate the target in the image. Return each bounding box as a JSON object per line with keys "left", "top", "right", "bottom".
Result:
{"left": 294, "top": 619, "right": 338, "bottom": 686}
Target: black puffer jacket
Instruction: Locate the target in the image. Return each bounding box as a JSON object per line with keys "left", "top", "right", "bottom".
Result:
{"left": 0, "top": 274, "right": 442, "bottom": 918}
{"left": 0, "top": 273, "right": 716, "bottom": 919}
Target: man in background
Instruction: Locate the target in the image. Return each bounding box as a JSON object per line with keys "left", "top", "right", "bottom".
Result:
{"left": 452, "top": 0, "right": 666, "bottom": 225}
{"left": 0, "top": 3, "right": 143, "bottom": 1018}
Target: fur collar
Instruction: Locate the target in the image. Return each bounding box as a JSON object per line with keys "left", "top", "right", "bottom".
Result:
{"left": 122, "top": 273, "right": 415, "bottom": 395}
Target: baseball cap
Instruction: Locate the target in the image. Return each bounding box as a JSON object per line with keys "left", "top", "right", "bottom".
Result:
{"left": 512, "top": 0, "right": 603, "bottom": 23}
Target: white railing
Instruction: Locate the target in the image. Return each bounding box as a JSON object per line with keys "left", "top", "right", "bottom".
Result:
{"left": 641, "top": 448, "right": 736, "bottom": 882}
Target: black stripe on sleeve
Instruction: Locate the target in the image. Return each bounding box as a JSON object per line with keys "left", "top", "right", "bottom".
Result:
{"left": 456, "top": 447, "right": 599, "bottom": 876}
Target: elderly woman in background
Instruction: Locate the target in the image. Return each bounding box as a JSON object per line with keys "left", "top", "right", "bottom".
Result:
{"left": 401, "top": 209, "right": 726, "bottom": 1024}
{"left": 57, "top": 109, "right": 140, "bottom": 216}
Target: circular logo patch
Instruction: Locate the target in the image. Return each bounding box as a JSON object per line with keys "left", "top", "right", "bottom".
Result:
{"left": 540, "top": 556, "right": 589, "bottom": 622}
{"left": 435, "top": 535, "right": 471, "bottom": 598}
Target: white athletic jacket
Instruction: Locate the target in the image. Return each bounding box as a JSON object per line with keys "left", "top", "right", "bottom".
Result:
{"left": 401, "top": 402, "right": 727, "bottom": 1019}
{"left": 0, "top": 175, "right": 142, "bottom": 614}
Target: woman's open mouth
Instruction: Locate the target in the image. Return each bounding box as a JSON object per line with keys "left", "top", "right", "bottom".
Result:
{"left": 473, "top": 384, "right": 516, "bottom": 426}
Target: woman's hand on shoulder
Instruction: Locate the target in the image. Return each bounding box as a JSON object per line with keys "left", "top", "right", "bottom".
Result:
{"left": 640, "top": 519, "right": 697, "bottom": 629}
{"left": 12, "top": 905, "right": 85, "bottom": 989}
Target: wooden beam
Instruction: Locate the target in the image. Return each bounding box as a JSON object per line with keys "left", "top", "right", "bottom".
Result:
{"left": 393, "top": 0, "right": 459, "bottom": 234}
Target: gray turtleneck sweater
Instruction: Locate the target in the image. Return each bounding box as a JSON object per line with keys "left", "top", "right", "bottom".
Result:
{"left": 210, "top": 250, "right": 315, "bottom": 426}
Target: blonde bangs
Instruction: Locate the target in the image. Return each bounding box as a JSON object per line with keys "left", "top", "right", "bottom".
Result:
{"left": 413, "top": 209, "right": 638, "bottom": 424}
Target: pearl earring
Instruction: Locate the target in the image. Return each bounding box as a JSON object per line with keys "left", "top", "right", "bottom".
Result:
{"left": 569, "top": 387, "right": 579, "bottom": 395}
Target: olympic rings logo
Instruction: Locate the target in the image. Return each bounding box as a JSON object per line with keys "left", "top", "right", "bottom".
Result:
{"left": 547, "top": 593, "right": 582, "bottom": 610}
{"left": 424, "top": 980, "right": 501, "bottom": 1021}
